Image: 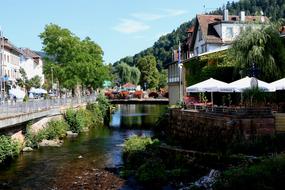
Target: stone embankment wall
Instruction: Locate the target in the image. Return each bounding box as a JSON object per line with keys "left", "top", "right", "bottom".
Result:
{"left": 167, "top": 108, "right": 275, "bottom": 150}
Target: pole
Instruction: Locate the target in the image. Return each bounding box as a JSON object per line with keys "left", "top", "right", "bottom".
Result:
{"left": 0, "top": 27, "right": 3, "bottom": 102}
{"left": 51, "top": 67, "right": 53, "bottom": 94}
{"left": 178, "top": 41, "right": 182, "bottom": 104}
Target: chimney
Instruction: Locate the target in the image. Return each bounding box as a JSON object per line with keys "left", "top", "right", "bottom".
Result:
{"left": 240, "top": 11, "right": 245, "bottom": 22}
{"left": 223, "top": 9, "right": 229, "bottom": 21}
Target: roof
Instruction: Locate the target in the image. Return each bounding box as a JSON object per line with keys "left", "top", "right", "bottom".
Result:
{"left": 187, "top": 26, "right": 194, "bottom": 33}
{"left": 0, "top": 37, "right": 21, "bottom": 55}
{"left": 20, "top": 48, "right": 40, "bottom": 59}
{"left": 122, "top": 83, "right": 136, "bottom": 88}
{"left": 191, "top": 14, "right": 269, "bottom": 49}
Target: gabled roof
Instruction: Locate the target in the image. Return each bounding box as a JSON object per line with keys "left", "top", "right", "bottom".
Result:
{"left": 0, "top": 37, "right": 21, "bottom": 55}
{"left": 190, "top": 14, "right": 269, "bottom": 49}
{"left": 20, "top": 48, "right": 40, "bottom": 59}
{"left": 122, "top": 83, "right": 136, "bottom": 88}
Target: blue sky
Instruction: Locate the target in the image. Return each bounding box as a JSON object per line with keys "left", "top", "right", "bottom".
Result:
{"left": 0, "top": 0, "right": 233, "bottom": 63}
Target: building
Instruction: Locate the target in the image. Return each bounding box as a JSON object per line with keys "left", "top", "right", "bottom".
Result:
{"left": 0, "top": 37, "right": 21, "bottom": 87}
{"left": 191, "top": 10, "right": 268, "bottom": 57}
{"left": 19, "top": 48, "right": 44, "bottom": 85}
{"left": 166, "top": 10, "right": 268, "bottom": 105}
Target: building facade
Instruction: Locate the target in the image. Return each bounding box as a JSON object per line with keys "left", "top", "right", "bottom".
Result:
{"left": 0, "top": 37, "right": 21, "bottom": 86}
{"left": 19, "top": 48, "right": 44, "bottom": 85}
{"left": 166, "top": 10, "right": 268, "bottom": 105}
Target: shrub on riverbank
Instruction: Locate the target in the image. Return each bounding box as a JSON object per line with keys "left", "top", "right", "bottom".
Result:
{"left": 0, "top": 135, "right": 20, "bottom": 163}
{"left": 215, "top": 154, "right": 285, "bottom": 190}
{"left": 25, "top": 120, "right": 69, "bottom": 148}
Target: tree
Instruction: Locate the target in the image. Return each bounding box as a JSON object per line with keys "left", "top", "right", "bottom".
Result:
{"left": 40, "top": 24, "right": 109, "bottom": 95}
{"left": 230, "top": 22, "right": 285, "bottom": 81}
{"left": 158, "top": 70, "right": 168, "bottom": 89}
{"left": 115, "top": 63, "right": 131, "bottom": 84}
{"left": 137, "top": 55, "right": 160, "bottom": 89}
{"left": 130, "top": 67, "right": 141, "bottom": 85}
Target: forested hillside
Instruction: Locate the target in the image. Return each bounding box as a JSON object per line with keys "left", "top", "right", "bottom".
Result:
{"left": 114, "top": 0, "right": 285, "bottom": 69}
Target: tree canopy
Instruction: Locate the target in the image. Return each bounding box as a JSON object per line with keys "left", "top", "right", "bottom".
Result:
{"left": 40, "top": 24, "right": 110, "bottom": 92}
{"left": 137, "top": 55, "right": 160, "bottom": 89}
{"left": 114, "top": 63, "right": 141, "bottom": 85}
{"left": 230, "top": 23, "right": 285, "bottom": 81}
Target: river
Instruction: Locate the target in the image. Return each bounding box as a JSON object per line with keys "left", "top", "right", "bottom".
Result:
{"left": 0, "top": 104, "right": 167, "bottom": 189}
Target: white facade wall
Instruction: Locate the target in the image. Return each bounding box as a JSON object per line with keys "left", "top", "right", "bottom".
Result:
{"left": 2, "top": 49, "right": 20, "bottom": 82}
{"left": 20, "top": 57, "right": 44, "bottom": 85}
{"left": 193, "top": 26, "right": 206, "bottom": 56}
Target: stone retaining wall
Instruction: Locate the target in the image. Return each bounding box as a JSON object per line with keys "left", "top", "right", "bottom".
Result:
{"left": 167, "top": 108, "right": 275, "bottom": 150}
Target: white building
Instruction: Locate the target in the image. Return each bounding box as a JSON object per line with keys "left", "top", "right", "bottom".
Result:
{"left": 191, "top": 11, "right": 268, "bottom": 57}
{"left": 19, "top": 48, "right": 44, "bottom": 85}
{"left": 0, "top": 37, "right": 21, "bottom": 86}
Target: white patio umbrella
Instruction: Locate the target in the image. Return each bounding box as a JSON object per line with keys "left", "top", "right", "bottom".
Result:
{"left": 9, "top": 88, "right": 25, "bottom": 99}
{"left": 270, "top": 78, "right": 285, "bottom": 91}
{"left": 186, "top": 78, "right": 230, "bottom": 107}
{"left": 223, "top": 76, "right": 275, "bottom": 92}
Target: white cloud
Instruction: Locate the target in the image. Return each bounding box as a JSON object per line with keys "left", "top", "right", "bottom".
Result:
{"left": 131, "top": 13, "right": 164, "bottom": 21}
{"left": 163, "top": 9, "right": 188, "bottom": 17}
{"left": 131, "top": 9, "right": 188, "bottom": 22}
{"left": 113, "top": 19, "right": 150, "bottom": 34}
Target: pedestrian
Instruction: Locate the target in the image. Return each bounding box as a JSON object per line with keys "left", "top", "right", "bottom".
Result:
{"left": 13, "top": 96, "right": 17, "bottom": 103}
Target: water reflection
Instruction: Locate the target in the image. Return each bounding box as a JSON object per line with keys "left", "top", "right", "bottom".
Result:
{"left": 110, "top": 104, "right": 167, "bottom": 128}
{"left": 0, "top": 104, "right": 166, "bottom": 189}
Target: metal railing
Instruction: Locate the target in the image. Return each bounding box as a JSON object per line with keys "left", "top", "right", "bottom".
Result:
{"left": 0, "top": 95, "right": 97, "bottom": 118}
{"left": 185, "top": 104, "right": 272, "bottom": 116}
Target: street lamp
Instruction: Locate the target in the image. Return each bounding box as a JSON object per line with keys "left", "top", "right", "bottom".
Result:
{"left": 178, "top": 41, "right": 183, "bottom": 104}
{"left": 51, "top": 67, "right": 54, "bottom": 93}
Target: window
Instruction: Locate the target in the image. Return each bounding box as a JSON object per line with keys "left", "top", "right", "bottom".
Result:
{"left": 201, "top": 44, "right": 207, "bottom": 53}
{"left": 199, "top": 29, "right": 203, "bottom": 41}
{"left": 226, "top": 27, "right": 234, "bottom": 38}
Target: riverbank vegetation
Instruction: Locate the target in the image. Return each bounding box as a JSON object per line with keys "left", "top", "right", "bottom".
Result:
{"left": 0, "top": 135, "right": 21, "bottom": 164}
{"left": 121, "top": 136, "right": 206, "bottom": 188}
{"left": 215, "top": 154, "right": 285, "bottom": 190}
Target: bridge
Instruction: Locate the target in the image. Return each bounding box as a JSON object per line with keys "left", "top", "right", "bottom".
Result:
{"left": 110, "top": 98, "right": 169, "bottom": 105}
{"left": 0, "top": 96, "right": 97, "bottom": 130}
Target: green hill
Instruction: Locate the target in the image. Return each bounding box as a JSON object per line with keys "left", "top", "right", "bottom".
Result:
{"left": 114, "top": 0, "right": 285, "bottom": 69}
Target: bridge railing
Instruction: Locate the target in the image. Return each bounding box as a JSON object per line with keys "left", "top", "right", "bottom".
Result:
{"left": 0, "top": 95, "right": 97, "bottom": 118}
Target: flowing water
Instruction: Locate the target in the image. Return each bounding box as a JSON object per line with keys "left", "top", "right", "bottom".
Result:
{"left": 0, "top": 104, "right": 167, "bottom": 189}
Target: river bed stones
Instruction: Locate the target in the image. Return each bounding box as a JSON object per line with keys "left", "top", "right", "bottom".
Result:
{"left": 38, "top": 139, "right": 63, "bottom": 147}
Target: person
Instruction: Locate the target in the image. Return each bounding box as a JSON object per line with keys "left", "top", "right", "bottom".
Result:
{"left": 13, "top": 96, "right": 17, "bottom": 103}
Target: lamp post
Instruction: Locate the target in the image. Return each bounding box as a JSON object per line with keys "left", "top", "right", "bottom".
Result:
{"left": 178, "top": 41, "right": 183, "bottom": 104}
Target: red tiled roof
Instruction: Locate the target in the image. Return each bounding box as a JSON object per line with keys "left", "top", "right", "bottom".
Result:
{"left": 123, "top": 83, "right": 136, "bottom": 88}
{"left": 195, "top": 14, "right": 269, "bottom": 44}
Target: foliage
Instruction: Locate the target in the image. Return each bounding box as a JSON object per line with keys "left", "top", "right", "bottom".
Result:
{"left": 158, "top": 70, "right": 168, "bottom": 89}
{"left": 16, "top": 68, "right": 42, "bottom": 91}
{"left": 215, "top": 155, "right": 285, "bottom": 190}
{"left": 242, "top": 87, "right": 268, "bottom": 107}
{"left": 86, "top": 103, "right": 104, "bottom": 124}
{"left": 136, "top": 159, "right": 166, "bottom": 183}
{"left": 25, "top": 120, "right": 68, "bottom": 148}
{"left": 96, "top": 93, "right": 110, "bottom": 118}
{"left": 230, "top": 23, "right": 285, "bottom": 81}
{"left": 0, "top": 135, "right": 20, "bottom": 164}
{"left": 65, "top": 109, "right": 89, "bottom": 133}
{"left": 114, "top": 63, "right": 140, "bottom": 85}
{"left": 123, "top": 136, "right": 159, "bottom": 154}
{"left": 137, "top": 55, "right": 160, "bottom": 89}
{"left": 40, "top": 24, "right": 110, "bottom": 92}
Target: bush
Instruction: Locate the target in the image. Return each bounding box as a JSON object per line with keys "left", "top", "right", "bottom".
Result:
{"left": 86, "top": 103, "right": 104, "bottom": 124}
{"left": 25, "top": 120, "right": 68, "bottom": 148}
{"left": 123, "top": 136, "right": 159, "bottom": 154}
{"left": 215, "top": 155, "right": 285, "bottom": 190}
{"left": 149, "top": 92, "right": 159, "bottom": 98}
{"left": 134, "top": 91, "right": 143, "bottom": 99}
{"left": 0, "top": 135, "right": 20, "bottom": 163}
{"left": 136, "top": 159, "right": 166, "bottom": 183}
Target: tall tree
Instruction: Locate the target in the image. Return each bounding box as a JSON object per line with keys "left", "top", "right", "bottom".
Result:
{"left": 137, "top": 55, "right": 159, "bottom": 89}
{"left": 40, "top": 24, "right": 109, "bottom": 94}
{"left": 130, "top": 67, "right": 141, "bottom": 85}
